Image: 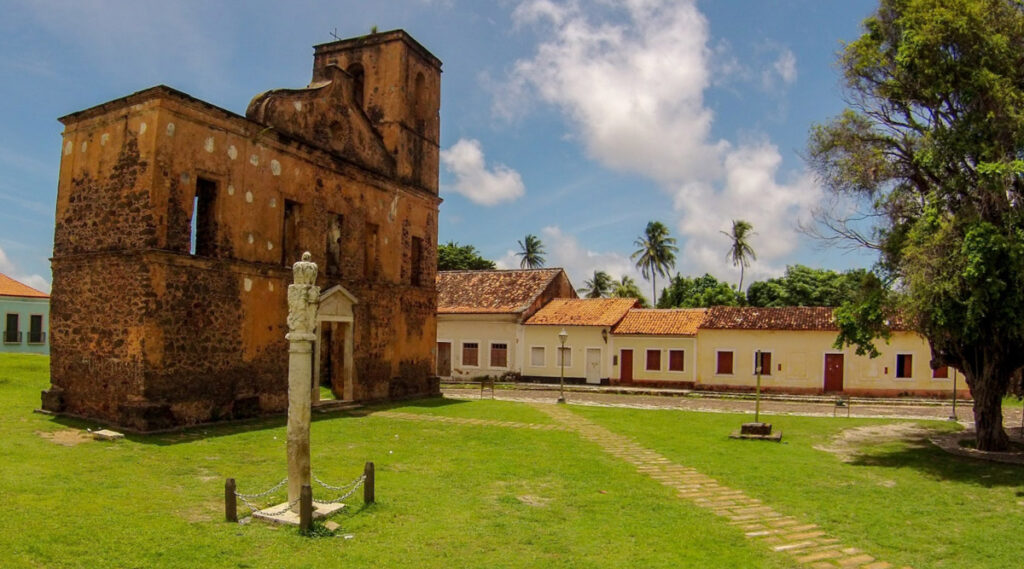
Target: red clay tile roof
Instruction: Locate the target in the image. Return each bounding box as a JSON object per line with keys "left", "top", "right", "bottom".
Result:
{"left": 437, "top": 269, "right": 565, "bottom": 314}
{"left": 0, "top": 273, "right": 48, "bottom": 299}
{"left": 524, "top": 298, "right": 639, "bottom": 327}
{"left": 701, "top": 306, "right": 837, "bottom": 331}
{"left": 613, "top": 309, "right": 708, "bottom": 336}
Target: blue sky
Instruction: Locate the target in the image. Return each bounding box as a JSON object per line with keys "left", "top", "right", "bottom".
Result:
{"left": 0, "top": 0, "right": 878, "bottom": 297}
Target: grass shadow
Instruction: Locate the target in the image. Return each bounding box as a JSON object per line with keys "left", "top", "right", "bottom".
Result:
{"left": 39, "top": 396, "right": 468, "bottom": 446}
{"left": 846, "top": 435, "right": 1023, "bottom": 488}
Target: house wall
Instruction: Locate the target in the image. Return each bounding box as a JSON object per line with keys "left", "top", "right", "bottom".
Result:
{"left": 695, "top": 329, "right": 966, "bottom": 397}
{"left": 437, "top": 313, "right": 520, "bottom": 379}
{"left": 609, "top": 335, "right": 697, "bottom": 385}
{"left": 0, "top": 296, "right": 49, "bottom": 355}
{"left": 522, "top": 325, "right": 611, "bottom": 383}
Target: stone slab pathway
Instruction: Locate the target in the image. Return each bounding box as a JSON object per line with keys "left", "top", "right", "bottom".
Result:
{"left": 531, "top": 403, "right": 911, "bottom": 569}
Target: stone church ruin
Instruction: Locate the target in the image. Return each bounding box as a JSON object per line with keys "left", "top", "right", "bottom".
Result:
{"left": 41, "top": 30, "right": 442, "bottom": 431}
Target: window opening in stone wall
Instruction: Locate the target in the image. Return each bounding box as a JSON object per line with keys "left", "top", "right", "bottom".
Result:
{"left": 413, "top": 72, "right": 427, "bottom": 134}
{"left": 462, "top": 342, "right": 479, "bottom": 367}
{"left": 28, "top": 314, "right": 44, "bottom": 344}
{"left": 410, "top": 236, "right": 423, "bottom": 286}
{"left": 364, "top": 223, "right": 379, "bottom": 278}
{"left": 754, "top": 351, "right": 772, "bottom": 376}
{"left": 669, "top": 350, "right": 685, "bottom": 372}
{"left": 327, "top": 212, "right": 344, "bottom": 277}
{"left": 490, "top": 343, "right": 508, "bottom": 368}
{"left": 283, "top": 200, "right": 301, "bottom": 266}
{"left": 646, "top": 349, "right": 661, "bottom": 371}
{"left": 933, "top": 365, "right": 949, "bottom": 379}
{"left": 896, "top": 353, "right": 913, "bottom": 378}
{"left": 4, "top": 313, "right": 19, "bottom": 344}
{"left": 190, "top": 177, "right": 217, "bottom": 256}
{"left": 348, "top": 63, "right": 365, "bottom": 109}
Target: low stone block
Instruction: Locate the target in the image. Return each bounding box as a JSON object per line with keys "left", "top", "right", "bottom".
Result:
{"left": 93, "top": 429, "right": 125, "bottom": 441}
{"left": 740, "top": 422, "right": 773, "bottom": 435}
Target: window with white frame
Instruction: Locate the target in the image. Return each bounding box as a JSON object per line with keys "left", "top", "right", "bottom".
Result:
{"left": 530, "top": 346, "right": 545, "bottom": 367}
{"left": 896, "top": 354, "right": 913, "bottom": 378}
{"left": 462, "top": 342, "right": 479, "bottom": 367}
{"left": 556, "top": 346, "right": 572, "bottom": 367}
{"left": 668, "top": 350, "right": 685, "bottom": 372}
{"left": 490, "top": 343, "right": 508, "bottom": 368}
{"left": 753, "top": 351, "right": 772, "bottom": 376}
{"left": 716, "top": 351, "right": 733, "bottom": 375}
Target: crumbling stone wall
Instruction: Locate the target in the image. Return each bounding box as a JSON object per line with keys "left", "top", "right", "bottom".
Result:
{"left": 44, "top": 30, "right": 441, "bottom": 431}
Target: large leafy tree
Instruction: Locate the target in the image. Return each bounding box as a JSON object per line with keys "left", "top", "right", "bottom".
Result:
{"left": 612, "top": 275, "right": 650, "bottom": 307}
{"left": 437, "top": 241, "right": 496, "bottom": 271}
{"left": 516, "top": 234, "right": 546, "bottom": 269}
{"left": 746, "top": 265, "right": 869, "bottom": 307}
{"left": 722, "top": 219, "right": 757, "bottom": 291}
{"left": 658, "top": 273, "right": 744, "bottom": 308}
{"left": 579, "top": 270, "right": 614, "bottom": 298}
{"left": 631, "top": 221, "right": 679, "bottom": 302}
{"left": 808, "top": 0, "right": 1024, "bottom": 450}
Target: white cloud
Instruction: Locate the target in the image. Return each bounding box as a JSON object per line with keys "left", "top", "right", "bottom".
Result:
{"left": 440, "top": 138, "right": 526, "bottom": 206}
{"left": 773, "top": 48, "right": 797, "bottom": 85}
{"left": 0, "top": 245, "right": 50, "bottom": 293}
{"left": 502, "top": 0, "right": 820, "bottom": 282}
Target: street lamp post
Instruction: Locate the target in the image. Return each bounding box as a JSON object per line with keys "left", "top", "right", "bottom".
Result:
{"left": 557, "top": 328, "right": 568, "bottom": 404}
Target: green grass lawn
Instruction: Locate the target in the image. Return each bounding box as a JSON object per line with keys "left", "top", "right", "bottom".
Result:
{"left": 1, "top": 354, "right": 1019, "bottom": 568}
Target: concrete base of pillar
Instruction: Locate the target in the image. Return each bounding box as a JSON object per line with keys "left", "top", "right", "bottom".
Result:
{"left": 252, "top": 501, "right": 346, "bottom": 525}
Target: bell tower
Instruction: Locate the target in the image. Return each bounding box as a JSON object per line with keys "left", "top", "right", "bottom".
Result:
{"left": 312, "top": 30, "right": 442, "bottom": 194}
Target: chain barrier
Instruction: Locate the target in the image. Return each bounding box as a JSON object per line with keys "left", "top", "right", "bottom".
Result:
{"left": 235, "top": 477, "right": 288, "bottom": 499}
{"left": 233, "top": 477, "right": 288, "bottom": 515}
{"left": 232, "top": 472, "right": 365, "bottom": 516}
{"left": 313, "top": 473, "right": 366, "bottom": 504}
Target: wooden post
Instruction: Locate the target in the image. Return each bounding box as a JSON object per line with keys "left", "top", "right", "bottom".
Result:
{"left": 299, "top": 484, "right": 313, "bottom": 532}
{"left": 225, "top": 478, "right": 237, "bottom": 522}
{"left": 364, "top": 461, "right": 375, "bottom": 504}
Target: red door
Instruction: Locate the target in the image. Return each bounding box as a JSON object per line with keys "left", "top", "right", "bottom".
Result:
{"left": 824, "top": 354, "right": 844, "bottom": 392}
{"left": 620, "top": 350, "right": 633, "bottom": 383}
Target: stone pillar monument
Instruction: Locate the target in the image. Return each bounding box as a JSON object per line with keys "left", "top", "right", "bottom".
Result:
{"left": 286, "top": 252, "right": 319, "bottom": 511}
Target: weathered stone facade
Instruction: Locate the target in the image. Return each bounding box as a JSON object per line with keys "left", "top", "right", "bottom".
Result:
{"left": 42, "top": 30, "right": 442, "bottom": 431}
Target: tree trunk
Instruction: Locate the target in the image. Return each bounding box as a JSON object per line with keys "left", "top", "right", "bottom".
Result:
{"left": 652, "top": 275, "right": 657, "bottom": 308}
{"left": 963, "top": 365, "right": 1010, "bottom": 452}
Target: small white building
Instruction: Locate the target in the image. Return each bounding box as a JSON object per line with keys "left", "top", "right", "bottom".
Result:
{"left": 436, "top": 269, "right": 575, "bottom": 380}
{"left": 1, "top": 273, "right": 49, "bottom": 355}
{"left": 522, "top": 298, "right": 639, "bottom": 384}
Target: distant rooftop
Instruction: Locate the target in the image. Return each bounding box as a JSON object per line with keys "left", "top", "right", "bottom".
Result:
{"left": 437, "top": 269, "right": 566, "bottom": 315}
{"left": 613, "top": 308, "right": 707, "bottom": 336}
{"left": 0, "top": 273, "right": 48, "bottom": 299}
{"left": 525, "top": 298, "right": 638, "bottom": 327}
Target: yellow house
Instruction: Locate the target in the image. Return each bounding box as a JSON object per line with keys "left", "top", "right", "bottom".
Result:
{"left": 436, "top": 269, "right": 575, "bottom": 379}
{"left": 523, "top": 298, "right": 638, "bottom": 384}
{"left": 610, "top": 309, "right": 706, "bottom": 387}
{"left": 695, "top": 306, "right": 964, "bottom": 397}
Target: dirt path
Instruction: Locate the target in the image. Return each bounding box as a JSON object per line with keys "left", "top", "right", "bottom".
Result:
{"left": 443, "top": 386, "right": 1024, "bottom": 428}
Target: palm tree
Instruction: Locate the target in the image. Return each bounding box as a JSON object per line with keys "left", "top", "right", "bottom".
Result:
{"left": 579, "top": 270, "right": 614, "bottom": 298}
{"left": 611, "top": 275, "right": 650, "bottom": 307}
{"left": 631, "top": 221, "right": 678, "bottom": 303}
{"left": 722, "top": 219, "right": 757, "bottom": 291}
{"left": 516, "top": 234, "right": 546, "bottom": 269}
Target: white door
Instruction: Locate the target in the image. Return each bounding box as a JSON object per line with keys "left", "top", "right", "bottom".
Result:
{"left": 585, "top": 348, "right": 602, "bottom": 384}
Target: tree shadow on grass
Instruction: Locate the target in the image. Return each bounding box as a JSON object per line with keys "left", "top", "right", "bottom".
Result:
{"left": 42, "top": 396, "right": 468, "bottom": 446}
{"left": 846, "top": 435, "right": 1022, "bottom": 489}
